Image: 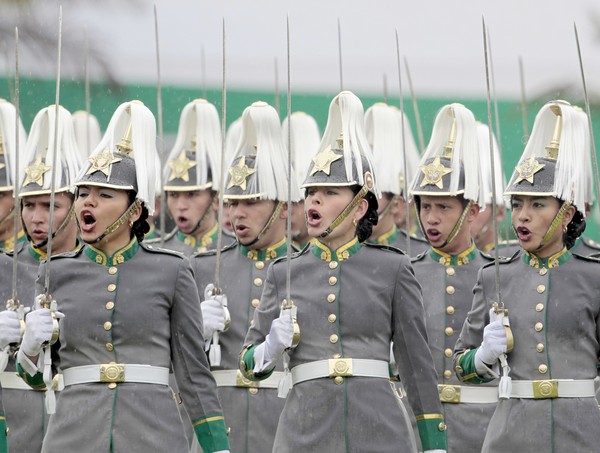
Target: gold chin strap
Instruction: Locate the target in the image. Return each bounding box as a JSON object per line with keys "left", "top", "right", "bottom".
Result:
{"left": 82, "top": 199, "right": 143, "bottom": 245}
{"left": 536, "top": 201, "right": 571, "bottom": 251}
{"left": 23, "top": 202, "right": 75, "bottom": 250}
{"left": 320, "top": 180, "right": 372, "bottom": 239}
{"left": 239, "top": 201, "right": 284, "bottom": 248}
{"left": 417, "top": 199, "right": 474, "bottom": 249}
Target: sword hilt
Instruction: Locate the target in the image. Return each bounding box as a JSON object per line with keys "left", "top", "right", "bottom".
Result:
{"left": 281, "top": 299, "right": 300, "bottom": 349}
{"left": 38, "top": 294, "right": 60, "bottom": 346}
{"left": 492, "top": 302, "right": 514, "bottom": 353}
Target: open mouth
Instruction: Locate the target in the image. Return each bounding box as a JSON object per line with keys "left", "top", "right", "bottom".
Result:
{"left": 235, "top": 224, "right": 250, "bottom": 236}
{"left": 516, "top": 226, "right": 532, "bottom": 242}
{"left": 176, "top": 215, "right": 191, "bottom": 230}
{"left": 306, "top": 209, "right": 322, "bottom": 227}
{"left": 80, "top": 211, "right": 97, "bottom": 233}
{"left": 426, "top": 228, "right": 442, "bottom": 242}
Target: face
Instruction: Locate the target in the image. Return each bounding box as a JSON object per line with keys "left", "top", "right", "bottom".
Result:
{"left": 229, "top": 199, "right": 287, "bottom": 250}
{"left": 418, "top": 195, "right": 478, "bottom": 254}
{"left": 167, "top": 190, "right": 216, "bottom": 235}
{"left": 0, "top": 191, "right": 15, "bottom": 237}
{"left": 305, "top": 186, "right": 367, "bottom": 249}
{"left": 76, "top": 185, "right": 140, "bottom": 251}
{"left": 511, "top": 195, "right": 574, "bottom": 258}
{"left": 392, "top": 196, "right": 409, "bottom": 229}
{"left": 21, "top": 192, "right": 77, "bottom": 252}
{"left": 290, "top": 200, "right": 309, "bottom": 243}
{"left": 370, "top": 193, "right": 398, "bottom": 239}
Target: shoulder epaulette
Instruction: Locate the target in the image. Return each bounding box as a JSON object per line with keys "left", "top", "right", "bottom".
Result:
{"left": 146, "top": 228, "right": 177, "bottom": 244}
{"left": 192, "top": 240, "right": 238, "bottom": 258}
{"left": 581, "top": 237, "right": 600, "bottom": 250}
{"left": 481, "top": 252, "right": 517, "bottom": 269}
{"left": 364, "top": 242, "right": 406, "bottom": 255}
{"left": 410, "top": 249, "right": 428, "bottom": 262}
{"left": 140, "top": 242, "right": 185, "bottom": 258}
{"left": 572, "top": 252, "right": 600, "bottom": 263}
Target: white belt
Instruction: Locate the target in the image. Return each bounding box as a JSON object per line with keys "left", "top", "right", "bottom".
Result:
{"left": 510, "top": 379, "right": 596, "bottom": 399}
{"left": 438, "top": 384, "right": 498, "bottom": 404}
{"left": 62, "top": 364, "right": 169, "bottom": 387}
{"left": 291, "top": 358, "right": 389, "bottom": 385}
{"left": 212, "top": 370, "right": 283, "bottom": 389}
{"left": 0, "top": 371, "right": 64, "bottom": 391}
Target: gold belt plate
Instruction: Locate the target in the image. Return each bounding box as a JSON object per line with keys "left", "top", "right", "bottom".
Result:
{"left": 100, "top": 363, "right": 125, "bottom": 383}
{"left": 438, "top": 384, "right": 461, "bottom": 403}
{"left": 532, "top": 379, "right": 558, "bottom": 399}
{"left": 328, "top": 358, "right": 353, "bottom": 377}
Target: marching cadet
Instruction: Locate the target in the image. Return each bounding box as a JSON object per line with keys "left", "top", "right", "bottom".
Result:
{"left": 282, "top": 111, "right": 321, "bottom": 250}
{"left": 454, "top": 100, "right": 600, "bottom": 452}
{"left": 154, "top": 99, "right": 234, "bottom": 255}
{"left": 409, "top": 104, "right": 495, "bottom": 452}
{"left": 15, "top": 101, "right": 230, "bottom": 453}
{"left": 71, "top": 110, "right": 102, "bottom": 160}
{"left": 191, "top": 101, "right": 299, "bottom": 453}
{"left": 364, "top": 102, "right": 428, "bottom": 255}
{"left": 0, "top": 104, "right": 82, "bottom": 453}
{"left": 0, "top": 100, "right": 27, "bottom": 252}
{"left": 240, "top": 91, "right": 447, "bottom": 453}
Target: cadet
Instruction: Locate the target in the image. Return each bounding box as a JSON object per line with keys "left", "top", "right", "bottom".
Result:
{"left": 191, "top": 101, "right": 299, "bottom": 453}
{"left": 153, "top": 99, "right": 234, "bottom": 255}
{"left": 16, "top": 101, "right": 230, "bottom": 453}
{"left": 365, "top": 102, "right": 428, "bottom": 255}
{"left": 454, "top": 100, "right": 600, "bottom": 452}
{"left": 240, "top": 91, "right": 447, "bottom": 453}
{"left": 409, "top": 104, "right": 495, "bottom": 452}
{"left": 0, "top": 104, "right": 82, "bottom": 453}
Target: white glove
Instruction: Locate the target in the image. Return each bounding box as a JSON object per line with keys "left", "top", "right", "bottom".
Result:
{"left": 424, "top": 450, "right": 447, "bottom": 453}
{"left": 21, "top": 308, "right": 64, "bottom": 357}
{"left": 0, "top": 310, "right": 22, "bottom": 349}
{"left": 475, "top": 319, "right": 507, "bottom": 375}
{"left": 264, "top": 315, "right": 294, "bottom": 362}
{"left": 201, "top": 284, "right": 227, "bottom": 339}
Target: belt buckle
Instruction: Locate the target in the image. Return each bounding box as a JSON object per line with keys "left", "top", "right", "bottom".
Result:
{"left": 328, "top": 358, "right": 353, "bottom": 377}
{"left": 532, "top": 379, "right": 558, "bottom": 399}
{"left": 100, "top": 363, "right": 125, "bottom": 383}
{"left": 438, "top": 384, "right": 461, "bottom": 403}
{"left": 235, "top": 370, "right": 259, "bottom": 388}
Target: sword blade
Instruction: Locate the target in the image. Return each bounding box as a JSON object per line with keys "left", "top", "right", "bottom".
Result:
{"left": 11, "top": 26, "right": 20, "bottom": 303}
{"left": 154, "top": 4, "right": 167, "bottom": 247}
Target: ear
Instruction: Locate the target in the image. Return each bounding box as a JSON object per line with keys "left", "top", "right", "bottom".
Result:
{"left": 130, "top": 204, "right": 142, "bottom": 224}
{"left": 467, "top": 203, "right": 480, "bottom": 222}
{"left": 279, "top": 202, "right": 289, "bottom": 220}
{"left": 562, "top": 204, "right": 576, "bottom": 227}
{"left": 354, "top": 198, "right": 369, "bottom": 222}
{"left": 211, "top": 194, "right": 220, "bottom": 211}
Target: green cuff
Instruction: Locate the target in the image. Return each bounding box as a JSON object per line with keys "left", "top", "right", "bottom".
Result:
{"left": 416, "top": 415, "right": 447, "bottom": 451}
{"left": 240, "top": 344, "right": 275, "bottom": 381}
{"left": 192, "top": 414, "right": 230, "bottom": 453}
{"left": 15, "top": 361, "right": 46, "bottom": 390}
{"left": 0, "top": 415, "right": 7, "bottom": 453}
{"left": 456, "top": 348, "right": 494, "bottom": 384}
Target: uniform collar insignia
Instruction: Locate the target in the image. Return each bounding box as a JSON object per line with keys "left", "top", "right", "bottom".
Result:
{"left": 86, "top": 149, "right": 123, "bottom": 177}
{"left": 430, "top": 242, "right": 477, "bottom": 266}
{"left": 24, "top": 156, "right": 52, "bottom": 186}
{"left": 523, "top": 247, "right": 570, "bottom": 269}
{"left": 309, "top": 146, "right": 343, "bottom": 176}
{"left": 167, "top": 150, "right": 196, "bottom": 182}
{"left": 240, "top": 237, "right": 288, "bottom": 261}
{"left": 313, "top": 236, "right": 361, "bottom": 262}
{"left": 419, "top": 156, "right": 452, "bottom": 189}
{"left": 227, "top": 156, "right": 256, "bottom": 191}
{"left": 514, "top": 156, "right": 545, "bottom": 185}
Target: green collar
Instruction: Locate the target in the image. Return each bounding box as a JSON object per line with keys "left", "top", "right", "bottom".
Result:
{"left": 429, "top": 242, "right": 478, "bottom": 266}
{"left": 312, "top": 236, "right": 362, "bottom": 262}
{"left": 372, "top": 225, "right": 398, "bottom": 246}
{"left": 28, "top": 242, "right": 46, "bottom": 262}
{"left": 84, "top": 237, "right": 140, "bottom": 266}
{"left": 522, "top": 247, "right": 571, "bottom": 269}
{"left": 144, "top": 224, "right": 158, "bottom": 240}
{"left": 239, "top": 237, "right": 288, "bottom": 261}
{"left": 0, "top": 230, "right": 26, "bottom": 252}
{"left": 176, "top": 222, "right": 219, "bottom": 249}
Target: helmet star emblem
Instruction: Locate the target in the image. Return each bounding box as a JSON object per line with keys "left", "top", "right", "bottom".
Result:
{"left": 419, "top": 156, "right": 452, "bottom": 189}
{"left": 23, "top": 156, "right": 51, "bottom": 187}
{"left": 167, "top": 150, "right": 196, "bottom": 182}
{"left": 227, "top": 156, "right": 256, "bottom": 191}
{"left": 514, "top": 156, "right": 545, "bottom": 184}
{"left": 86, "top": 149, "right": 123, "bottom": 176}
{"left": 309, "top": 146, "right": 343, "bottom": 176}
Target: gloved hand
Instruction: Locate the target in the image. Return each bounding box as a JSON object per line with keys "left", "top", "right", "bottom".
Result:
{"left": 475, "top": 319, "right": 507, "bottom": 374}
{"left": 0, "top": 310, "right": 22, "bottom": 349}
{"left": 201, "top": 284, "right": 227, "bottom": 339}
{"left": 424, "top": 450, "right": 447, "bottom": 453}
{"left": 21, "top": 308, "right": 64, "bottom": 357}
{"left": 263, "top": 314, "right": 295, "bottom": 363}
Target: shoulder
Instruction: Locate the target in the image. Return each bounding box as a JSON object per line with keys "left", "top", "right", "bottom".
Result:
{"left": 363, "top": 242, "right": 406, "bottom": 255}
{"left": 580, "top": 236, "right": 600, "bottom": 251}
{"left": 145, "top": 228, "right": 177, "bottom": 244}
{"left": 410, "top": 249, "right": 428, "bottom": 263}
{"left": 481, "top": 250, "right": 519, "bottom": 270}
{"left": 271, "top": 244, "right": 308, "bottom": 268}
{"left": 48, "top": 246, "right": 85, "bottom": 262}
{"left": 140, "top": 242, "right": 185, "bottom": 260}
{"left": 191, "top": 240, "right": 238, "bottom": 259}
{"left": 572, "top": 252, "right": 600, "bottom": 264}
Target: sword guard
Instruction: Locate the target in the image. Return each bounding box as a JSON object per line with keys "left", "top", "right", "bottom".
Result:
{"left": 281, "top": 299, "right": 300, "bottom": 349}
{"left": 491, "top": 303, "right": 514, "bottom": 353}
{"left": 38, "top": 294, "right": 60, "bottom": 346}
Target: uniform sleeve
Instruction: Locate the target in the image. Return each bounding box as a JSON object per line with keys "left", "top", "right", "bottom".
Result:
{"left": 239, "top": 262, "right": 281, "bottom": 380}
{"left": 453, "top": 266, "right": 494, "bottom": 384}
{"left": 169, "top": 257, "right": 230, "bottom": 453}
{"left": 391, "top": 255, "right": 447, "bottom": 451}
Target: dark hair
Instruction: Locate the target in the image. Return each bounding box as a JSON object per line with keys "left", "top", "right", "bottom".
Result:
{"left": 351, "top": 186, "right": 378, "bottom": 242}
{"left": 564, "top": 209, "right": 586, "bottom": 250}
{"left": 127, "top": 191, "right": 150, "bottom": 242}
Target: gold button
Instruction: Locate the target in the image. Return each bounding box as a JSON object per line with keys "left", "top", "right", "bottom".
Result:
{"left": 535, "top": 303, "right": 544, "bottom": 312}
{"left": 539, "top": 268, "right": 548, "bottom": 276}
{"left": 537, "top": 284, "right": 546, "bottom": 294}
{"left": 444, "top": 348, "right": 453, "bottom": 358}
{"left": 253, "top": 277, "right": 263, "bottom": 287}
{"left": 446, "top": 285, "right": 455, "bottom": 295}
{"left": 329, "top": 261, "right": 338, "bottom": 269}
{"left": 329, "top": 276, "right": 338, "bottom": 286}
{"left": 539, "top": 364, "right": 548, "bottom": 374}
{"left": 106, "top": 301, "right": 115, "bottom": 310}
{"left": 446, "top": 306, "right": 455, "bottom": 315}
{"left": 107, "top": 283, "right": 116, "bottom": 292}
{"left": 255, "top": 261, "right": 264, "bottom": 270}
{"left": 334, "top": 376, "right": 344, "bottom": 385}
{"left": 444, "top": 327, "right": 454, "bottom": 336}
{"left": 106, "top": 343, "right": 114, "bottom": 352}
{"left": 443, "top": 370, "right": 452, "bottom": 379}
{"left": 536, "top": 343, "right": 545, "bottom": 353}
{"left": 333, "top": 353, "right": 341, "bottom": 359}
{"left": 446, "top": 267, "right": 455, "bottom": 276}
{"left": 107, "top": 382, "right": 117, "bottom": 390}
{"left": 327, "top": 294, "right": 336, "bottom": 303}
{"left": 104, "top": 321, "right": 112, "bottom": 331}
{"left": 328, "top": 314, "right": 337, "bottom": 323}
{"left": 249, "top": 387, "right": 258, "bottom": 395}
{"left": 535, "top": 322, "right": 543, "bottom": 332}
{"left": 438, "top": 422, "right": 447, "bottom": 432}
{"left": 330, "top": 334, "right": 339, "bottom": 344}
{"left": 108, "top": 267, "right": 117, "bottom": 275}
{"left": 251, "top": 298, "right": 260, "bottom": 308}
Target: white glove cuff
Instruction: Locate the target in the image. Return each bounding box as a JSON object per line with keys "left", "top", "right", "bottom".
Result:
{"left": 252, "top": 342, "right": 276, "bottom": 374}
{"left": 474, "top": 347, "right": 499, "bottom": 379}
{"left": 17, "top": 348, "right": 43, "bottom": 376}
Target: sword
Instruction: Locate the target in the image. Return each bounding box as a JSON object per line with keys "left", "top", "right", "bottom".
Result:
{"left": 154, "top": 4, "right": 167, "bottom": 247}
{"left": 518, "top": 56, "right": 529, "bottom": 144}
{"left": 483, "top": 17, "right": 512, "bottom": 399}
{"left": 201, "top": 44, "right": 207, "bottom": 99}
{"left": 274, "top": 58, "right": 280, "bottom": 117}
{"left": 84, "top": 29, "right": 91, "bottom": 157}
{"left": 382, "top": 73, "right": 388, "bottom": 104}
{"left": 337, "top": 18, "right": 343, "bottom": 91}
{"left": 395, "top": 30, "right": 411, "bottom": 257}
{"left": 403, "top": 57, "right": 425, "bottom": 153}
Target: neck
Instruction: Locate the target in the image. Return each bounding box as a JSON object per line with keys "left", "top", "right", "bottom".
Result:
{"left": 191, "top": 213, "right": 216, "bottom": 240}
{"left": 370, "top": 213, "right": 395, "bottom": 240}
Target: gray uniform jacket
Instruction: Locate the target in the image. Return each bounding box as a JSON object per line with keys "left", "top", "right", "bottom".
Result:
{"left": 370, "top": 225, "right": 430, "bottom": 257}
{"left": 412, "top": 244, "right": 495, "bottom": 452}
{"left": 148, "top": 224, "right": 234, "bottom": 256}
{"left": 191, "top": 238, "right": 289, "bottom": 453}
{"left": 17, "top": 240, "right": 228, "bottom": 453}
{"left": 571, "top": 235, "right": 600, "bottom": 257}
{"left": 242, "top": 238, "right": 446, "bottom": 452}
{"left": 454, "top": 248, "right": 600, "bottom": 453}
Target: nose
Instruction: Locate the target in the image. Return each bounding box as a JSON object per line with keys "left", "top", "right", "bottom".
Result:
{"left": 425, "top": 210, "right": 439, "bottom": 226}
{"left": 517, "top": 205, "right": 530, "bottom": 223}
{"left": 30, "top": 206, "right": 46, "bottom": 225}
